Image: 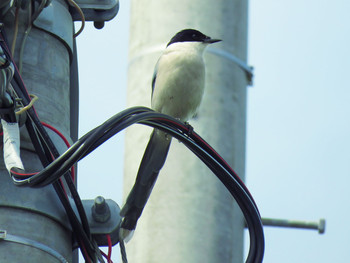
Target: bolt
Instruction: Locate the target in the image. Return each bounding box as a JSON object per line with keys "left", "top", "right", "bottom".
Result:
{"left": 92, "top": 196, "right": 111, "bottom": 223}
{"left": 94, "top": 21, "right": 105, "bottom": 29}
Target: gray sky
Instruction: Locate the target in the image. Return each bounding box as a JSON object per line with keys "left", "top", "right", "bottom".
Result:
{"left": 76, "top": 1, "right": 350, "bottom": 262}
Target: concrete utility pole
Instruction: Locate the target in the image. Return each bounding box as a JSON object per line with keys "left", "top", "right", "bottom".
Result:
{"left": 0, "top": 1, "right": 119, "bottom": 262}
{"left": 124, "top": 1, "right": 250, "bottom": 262}
{"left": 0, "top": 0, "right": 75, "bottom": 262}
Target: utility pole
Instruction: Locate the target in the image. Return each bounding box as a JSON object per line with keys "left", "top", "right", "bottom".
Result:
{"left": 124, "top": 1, "right": 250, "bottom": 262}
{"left": 0, "top": 0, "right": 75, "bottom": 262}
{"left": 0, "top": 1, "right": 119, "bottom": 262}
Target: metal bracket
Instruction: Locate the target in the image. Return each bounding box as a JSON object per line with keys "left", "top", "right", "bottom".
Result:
{"left": 33, "top": 0, "right": 74, "bottom": 55}
{"left": 82, "top": 196, "right": 122, "bottom": 246}
{"left": 33, "top": 0, "right": 119, "bottom": 57}
{"left": 69, "top": 0, "right": 119, "bottom": 23}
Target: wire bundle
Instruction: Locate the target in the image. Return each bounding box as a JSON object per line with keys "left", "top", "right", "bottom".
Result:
{"left": 1, "top": 1, "right": 107, "bottom": 262}
{"left": 10, "top": 105, "right": 265, "bottom": 262}
{"left": 0, "top": 30, "right": 101, "bottom": 262}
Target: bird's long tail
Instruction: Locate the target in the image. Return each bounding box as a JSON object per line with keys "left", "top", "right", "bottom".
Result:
{"left": 119, "top": 129, "right": 171, "bottom": 240}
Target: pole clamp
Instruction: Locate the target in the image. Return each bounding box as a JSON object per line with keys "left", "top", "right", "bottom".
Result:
{"left": 0, "top": 229, "right": 69, "bottom": 263}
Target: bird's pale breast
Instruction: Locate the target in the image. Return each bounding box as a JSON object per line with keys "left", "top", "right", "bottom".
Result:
{"left": 151, "top": 47, "right": 205, "bottom": 122}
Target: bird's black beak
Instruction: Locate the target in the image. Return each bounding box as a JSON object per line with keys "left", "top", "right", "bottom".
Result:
{"left": 204, "top": 38, "right": 222, "bottom": 44}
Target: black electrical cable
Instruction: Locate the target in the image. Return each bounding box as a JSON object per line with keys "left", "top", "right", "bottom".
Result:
{"left": 143, "top": 121, "right": 264, "bottom": 262}
{"left": 92, "top": 112, "right": 264, "bottom": 262}
{"left": 12, "top": 71, "right": 95, "bottom": 244}
{"left": 23, "top": 105, "right": 98, "bottom": 260}
{"left": 83, "top": 110, "right": 265, "bottom": 262}
{"left": 9, "top": 107, "right": 264, "bottom": 262}
{"left": 131, "top": 118, "right": 262, "bottom": 261}
{"left": 26, "top": 111, "right": 97, "bottom": 261}
{"left": 26, "top": 113, "right": 93, "bottom": 238}
{"left": 79, "top": 110, "right": 260, "bottom": 216}
{"left": 135, "top": 118, "right": 264, "bottom": 262}
{"left": 139, "top": 114, "right": 260, "bottom": 210}
{"left": 11, "top": 107, "right": 151, "bottom": 186}
{"left": 0, "top": 30, "right": 99, "bottom": 262}
{"left": 15, "top": 106, "right": 262, "bottom": 226}
{"left": 23, "top": 109, "right": 97, "bottom": 261}
{"left": 80, "top": 110, "right": 258, "bottom": 214}
{"left": 13, "top": 107, "right": 260, "bottom": 222}
{"left": 52, "top": 179, "right": 96, "bottom": 262}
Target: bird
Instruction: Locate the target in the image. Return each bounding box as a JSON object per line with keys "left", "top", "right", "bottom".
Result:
{"left": 119, "top": 29, "right": 221, "bottom": 241}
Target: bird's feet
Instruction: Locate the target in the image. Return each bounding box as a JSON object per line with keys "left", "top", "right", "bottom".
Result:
{"left": 184, "top": 121, "right": 194, "bottom": 136}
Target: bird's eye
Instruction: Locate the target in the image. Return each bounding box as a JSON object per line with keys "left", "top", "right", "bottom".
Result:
{"left": 192, "top": 34, "right": 197, "bottom": 38}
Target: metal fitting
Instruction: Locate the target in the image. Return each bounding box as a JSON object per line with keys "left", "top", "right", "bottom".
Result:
{"left": 91, "top": 196, "right": 111, "bottom": 223}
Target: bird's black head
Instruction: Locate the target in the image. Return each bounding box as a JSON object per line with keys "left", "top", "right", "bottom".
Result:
{"left": 167, "top": 29, "right": 221, "bottom": 47}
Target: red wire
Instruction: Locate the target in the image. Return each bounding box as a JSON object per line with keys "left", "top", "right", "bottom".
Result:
{"left": 153, "top": 116, "right": 250, "bottom": 194}
{"left": 41, "top": 122, "right": 71, "bottom": 148}
{"left": 10, "top": 122, "right": 75, "bottom": 196}
{"left": 6, "top": 123, "right": 75, "bottom": 187}
{"left": 80, "top": 240, "right": 92, "bottom": 263}
{"left": 41, "top": 122, "right": 75, "bottom": 183}
{"left": 106, "top": 234, "right": 113, "bottom": 263}
{"left": 155, "top": 117, "right": 241, "bottom": 177}
{"left": 10, "top": 169, "right": 37, "bottom": 177}
{"left": 100, "top": 250, "right": 114, "bottom": 263}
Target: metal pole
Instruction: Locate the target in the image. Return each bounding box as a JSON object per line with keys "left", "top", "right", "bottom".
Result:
{"left": 0, "top": 1, "right": 75, "bottom": 262}
{"left": 124, "top": 1, "right": 249, "bottom": 262}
